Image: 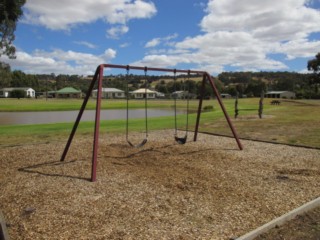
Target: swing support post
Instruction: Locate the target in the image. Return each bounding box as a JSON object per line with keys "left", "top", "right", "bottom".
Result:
{"left": 195, "top": 73, "right": 243, "bottom": 150}
{"left": 60, "top": 66, "right": 100, "bottom": 163}
{"left": 194, "top": 74, "right": 207, "bottom": 142}
{"left": 61, "top": 64, "right": 242, "bottom": 182}
{"left": 91, "top": 66, "right": 104, "bottom": 182}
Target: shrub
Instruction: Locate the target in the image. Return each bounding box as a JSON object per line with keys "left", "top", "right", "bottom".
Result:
{"left": 203, "top": 105, "right": 214, "bottom": 111}
{"left": 10, "top": 89, "right": 26, "bottom": 99}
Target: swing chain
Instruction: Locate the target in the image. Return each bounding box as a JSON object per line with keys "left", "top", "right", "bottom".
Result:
{"left": 173, "top": 69, "right": 190, "bottom": 144}
{"left": 125, "top": 65, "right": 148, "bottom": 147}
{"left": 144, "top": 67, "right": 148, "bottom": 137}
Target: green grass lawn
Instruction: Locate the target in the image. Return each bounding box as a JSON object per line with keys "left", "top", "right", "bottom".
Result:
{"left": 0, "top": 98, "right": 202, "bottom": 111}
{"left": 0, "top": 98, "right": 319, "bottom": 148}
{"left": 198, "top": 98, "right": 320, "bottom": 148}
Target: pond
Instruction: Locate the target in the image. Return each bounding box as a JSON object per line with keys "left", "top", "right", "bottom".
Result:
{"left": 0, "top": 109, "right": 184, "bottom": 125}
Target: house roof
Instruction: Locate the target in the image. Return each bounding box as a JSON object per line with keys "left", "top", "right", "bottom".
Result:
{"left": 1, "top": 87, "right": 34, "bottom": 91}
{"left": 57, "top": 87, "right": 81, "bottom": 93}
{"left": 266, "top": 91, "right": 293, "bottom": 94}
{"left": 131, "top": 88, "right": 156, "bottom": 94}
{"left": 172, "top": 91, "right": 187, "bottom": 94}
{"left": 92, "top": 88, "right": 124, "bottom": 93}
{"left": 155, "top": 91, "right": 165, "bottom": 96}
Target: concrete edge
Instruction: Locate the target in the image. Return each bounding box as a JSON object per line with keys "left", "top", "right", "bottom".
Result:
{"left": 236, "top": 196, "right": 320, "bottom": 240}
{"left": 0, "top": 211, "right": 10, "bottom": 240}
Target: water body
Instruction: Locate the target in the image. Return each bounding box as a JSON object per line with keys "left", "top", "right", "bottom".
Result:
{"left": 0, "top": 109, "right": 183, "bottom": 125}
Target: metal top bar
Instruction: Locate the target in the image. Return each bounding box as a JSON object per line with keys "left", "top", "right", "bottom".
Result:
{"left": 101, "top": 64, "right": 206, "bottom": 75}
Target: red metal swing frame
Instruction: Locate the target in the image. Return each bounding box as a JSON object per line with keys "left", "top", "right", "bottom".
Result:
{"left": 60, "top": 64, "right": 243, "bottom": 182}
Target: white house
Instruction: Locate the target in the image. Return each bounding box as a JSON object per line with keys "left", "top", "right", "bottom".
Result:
{"left": 154, "top": 91, "right": 165, "bottom": 98}
{"left": 130, "top": 88, "right": 156, "bottom": 99}
{"left": 0, "top": 87, "right": 35, "bottom": 98}
{"left": 265, "top": 91, "right": 296, "bottom": 99}
{"left": 56, "top": 87, "right": 82, "bottom": 98}
{"left": 220, "top": 93, "right": 232, "bottom": 99}
{"left": 171, "top": 90, "right": 188, "bottom": 99}
{"left": 92, "top": 88, "right": 125, "bottom": 99}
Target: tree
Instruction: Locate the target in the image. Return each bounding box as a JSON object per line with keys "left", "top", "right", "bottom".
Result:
{"left": 56, "top": 74, "right": 68, "bottom": 89}
{"left": 245, "top": 80, "right": 266, "bottom": 97}
{"left": 10, "top": 89, "right": 25, "bottom": 98}
{"left": 307, "top": 53, "right": 320, "bottom": 84}
{"left": 0, "top": 61, "right": 11, "bottom": 87}
{"left": 155, "top": 82, "right": 168, "bottom": 94}
{"left": 0, "top": 0, "right": 26, "bottom": 58}
{"left": 11, "top": 69, "right": 25, "bottom": 86}
{"left": 226, "top": 85, "right": 237, "bottom": 96}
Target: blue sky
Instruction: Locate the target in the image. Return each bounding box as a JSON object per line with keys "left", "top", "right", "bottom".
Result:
{"left": 3, "top": 0, "right": 320, "bottom": 76}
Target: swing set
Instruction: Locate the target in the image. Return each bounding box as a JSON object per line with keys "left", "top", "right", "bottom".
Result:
{"left": 60, "top": 64, "right": 243, "bottom": 182}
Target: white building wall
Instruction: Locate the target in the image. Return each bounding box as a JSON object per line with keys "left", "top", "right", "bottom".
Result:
{"left": 26, "top": 89, "right": 35, "bottom": 97}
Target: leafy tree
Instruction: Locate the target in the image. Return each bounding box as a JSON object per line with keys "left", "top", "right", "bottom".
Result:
{"left": 245, "top": 80, "right": 266, "bottom": 97}
{"left": 217, "top": 72, "right": 231, "bottom": 84}
{"left": 184, "top": 80, "right": 197, "bottom": 94}
{"left": 307, "top": 53, "right": 320, "bottom": 84}
{"left": 10, "top": 89, "right": 25, "bottom": 98}
{"left": 155, "top": 82, "right": 168, "bottom": 94}
{"left": 0, "top": 61, "right": 11, "bottom": 87}
{"left": 11, "top": 70, "right": 25, "bottom": 86}
{"left": 166, "top": 81, "right": 182, "bottom": 93}
{"left": 213, "top": 78, "right": 224, "bottom": 93}
{"left": 55, "top": 74, "right": 68, "bottom": 89}
{"left": 273, "top": 78, "right": 295, "bottom": 91}
{"left": 235, "top": 84, "right": 245, "bottom": 97}
{"left": 226, "top": 85, "right": 237, "bottom": 96}
{"left": 0, "top": 0, "right": 26, "bottom": 58}
{"left": 196, "top": 81, "right": 214, "bottom": 99}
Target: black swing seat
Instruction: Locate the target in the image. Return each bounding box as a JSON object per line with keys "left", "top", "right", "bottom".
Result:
{"left": 127, "top": 138, "right": 148, "bottom": 148}
{"left": 174, "top": 135, "right": 187, "bottom": 145}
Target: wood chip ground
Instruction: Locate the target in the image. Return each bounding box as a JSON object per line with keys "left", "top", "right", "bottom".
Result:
{"left": 0, "top": 130, "right": 319, "bottom": 239}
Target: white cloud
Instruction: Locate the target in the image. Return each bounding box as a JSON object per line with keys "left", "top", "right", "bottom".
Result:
{"left": 74, "top": 41, "right": 97, "bottom": 49}
{"left": 138, "top": 31, "right": 287, "bottom": 72}
{"left": 23, "top": 0, "right": 157, "bottom": 30}
{"left": 135, "top": 0, "right": 320, "bottom": 73}
{"left": 279, "top": 39, "right": 320, "bottom": 60}
{"left": 201, "top": 0, "right": 320, "bottom": 42}
{"left": 163, "top": 33, "right": 178, "bottom": 41}
{"left": 4, "top": 48, "right": 116, "bottom": 75}
{"left": 132, "top": 54, "right": 183, "bottom": 68}
{"left": 145, "top": 34, "right": 178, "bottom": 48}
{"left": 145, "top": 38, "right": 161, "bottom": 48}
{"left": 193, "top": 2, "right": 206, "bottom": 9}
{"left": 106, "top": 25, "right": 129, "bottom": 39}
{"left": 119, "top": 42, "right": 130, "bottom": 48}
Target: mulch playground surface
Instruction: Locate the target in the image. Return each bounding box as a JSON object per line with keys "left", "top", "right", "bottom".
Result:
{"left": 1, "top": 130, "right": 319, "bottom": 239}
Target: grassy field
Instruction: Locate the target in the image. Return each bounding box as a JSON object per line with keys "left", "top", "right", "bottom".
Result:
{"left": 0, "top": 98, "right": 201, "bottom": 111}
{"left": 199, "top": 98, "right": 320, "bottom": 148}
{"left": 0, "top": 98, "right": 319, "bottom": 148}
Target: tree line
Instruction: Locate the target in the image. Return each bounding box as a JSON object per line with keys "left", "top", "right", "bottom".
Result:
{"left": 1, "top": 61, "right": 320, "bottom": 99}
{"left": 218, "top": 71, "right": 319, "bottom": 99}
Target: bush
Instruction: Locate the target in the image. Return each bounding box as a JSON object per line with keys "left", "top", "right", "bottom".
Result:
{"left": 10, "top": 89, "right": 26, "bottom": 99}
{"left": 203, "top": 105, "right": 214, "bottom": 111}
